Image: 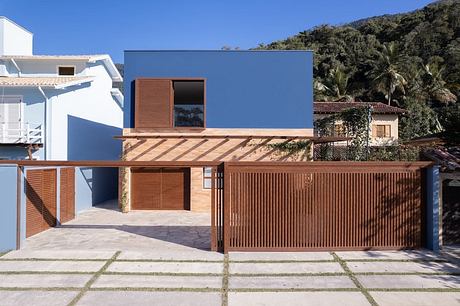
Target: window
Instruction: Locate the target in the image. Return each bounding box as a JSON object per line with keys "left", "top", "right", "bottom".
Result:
{"left": 203, "top": 167, "right": 212, "bottom": 189}
{"left": 58, "top": 66, "right": 75, "bottom": 76}
{"left": 372, "top": 125, "right": 391, "bottom": 138}
{"left": 173, "top": 80, "right": 204, "bottom": 127}
{"left": 334, "top": 124, "right": 346, "bottom": 137}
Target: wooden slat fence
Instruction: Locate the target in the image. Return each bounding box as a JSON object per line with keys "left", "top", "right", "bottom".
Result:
{"left": 213, "top": 162, "right": 431, "bottom": 253}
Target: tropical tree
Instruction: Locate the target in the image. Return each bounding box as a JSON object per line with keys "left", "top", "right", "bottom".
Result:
{"left": 418, "top": 60, "right": 457, "bottom": 104}
{"left": 369, "top": 42, "right": 407, "bottom": 105}
{"left": 314, "top": 66, "right": 355, "bottom": 102}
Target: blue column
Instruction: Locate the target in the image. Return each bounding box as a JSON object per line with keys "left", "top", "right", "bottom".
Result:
{"left": 426, "top": 165, "right": 440, "bottom": 252}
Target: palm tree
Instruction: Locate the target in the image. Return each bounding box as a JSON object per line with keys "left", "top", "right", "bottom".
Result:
{"left": 314, "top": 66, "right": 354, "bottom": 102}
{"left": 370, "top": 42, "right": 407, "bottom": 105}
{"left": 419, "top": 61, "right": 457, "bottom": 104}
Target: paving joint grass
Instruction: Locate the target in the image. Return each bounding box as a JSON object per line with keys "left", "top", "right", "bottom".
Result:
{"left": 367, "top": 288, "right": 460, "bottom": 292}
{"left": 228, "top": 259, "right": 335, "bottom": 263}
{"left": 115, "top": 259, "right": 223, "bottom": 263}
{"left": 222, "top": 254, "right": 229, "bottom": 306}
{"left": 67, "top": 250, "right": 121, "bottom": 306}
{"left": 228, "top": 288, "right": 361, "bottom": 292}
{"left": 0, "top": 258, "right": 108, "bottom": 262}
{"left": 0, "top": 271, "right": 94, "bottom": 275}
{"left": 89, "top": 287, "right": 222, "bottom": 292}
{"left": 0, "top": 287, "right": 82, "bottom": 291}
{"left": 230, "top": 272, "right": 348, "bottom": 277}
{"left": 332, "top": 252, "right": 378, "bottom": 306}
{"left": 344, "top": 258, "right": 450, "bottom": 263}
{"left": 102, "top": 271, "right": 223, "bottom": 277}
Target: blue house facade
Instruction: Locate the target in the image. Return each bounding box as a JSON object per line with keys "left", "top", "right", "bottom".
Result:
{"left": 121, "top": 50, "right": 314, "bottom": 212}
{"left": 124, "top": 50, "right": 313, "bottom": 129}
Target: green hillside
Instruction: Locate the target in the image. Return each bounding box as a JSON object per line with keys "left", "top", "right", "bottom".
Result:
{"left": 256, "top": 0, "right": 460, "bottom": 141}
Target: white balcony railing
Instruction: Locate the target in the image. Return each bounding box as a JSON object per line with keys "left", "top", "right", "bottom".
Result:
{"left": 0, "top": 122, "right": 44, "bottom": 144}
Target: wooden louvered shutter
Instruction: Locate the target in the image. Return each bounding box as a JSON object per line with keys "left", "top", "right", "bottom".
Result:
{"left": 134, "top": 79, "right": 172, "bottom": 128}
{"left": 60, "top": 168, "right": 75, "bottom": 224}
{"left": 26, "top": 169, "right": 57, "bottom": 237}
{"left": 26, "top": 170, "right": 44, "bottom": 238}
{"left": 41, "top": 169, "right": 57, "bottom": 230}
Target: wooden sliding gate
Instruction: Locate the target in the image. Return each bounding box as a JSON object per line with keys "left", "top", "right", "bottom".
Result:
{"left": 212, "top": 162, "right": 431, "bottom": 253}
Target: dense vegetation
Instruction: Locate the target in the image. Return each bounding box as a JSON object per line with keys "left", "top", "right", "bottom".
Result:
{"left": 256, "top": 0, "right": 460, "bottom": 142}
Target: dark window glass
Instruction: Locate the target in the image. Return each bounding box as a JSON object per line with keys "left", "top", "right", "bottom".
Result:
{"left": 173, "top": 81, "right": 204, "bottom": 127}
{"left": 58, "top": 66, "right": 75, "bottom": 76}
{"left": 174, "top": 105, "right": 204, "bottom": 127}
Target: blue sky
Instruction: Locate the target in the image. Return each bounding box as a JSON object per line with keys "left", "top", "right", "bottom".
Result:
{"left": 1, "top": 0, "right": 435, "bottom": 63}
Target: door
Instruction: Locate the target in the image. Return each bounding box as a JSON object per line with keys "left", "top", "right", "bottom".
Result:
{"left": 26, "top": 169, "right": 57, "bottom": 238}
{"left": 60, "top": 168, "right": 75, "bottom": 224}
{"left": 0, "top": 96, "right": 23, "bottom": 142}
{"left": 131, "top": 168, "right": 190, "bottom": 210}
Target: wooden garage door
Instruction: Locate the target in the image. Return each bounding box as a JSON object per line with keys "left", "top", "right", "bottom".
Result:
{"left": 60, "top": 168, "right": 75, "bottom": 224}
{"left": 26, "top": 169, "right": 57, "bottom": 238}
{"left": 131, "top": 168, "right": 190, "bottom": 210}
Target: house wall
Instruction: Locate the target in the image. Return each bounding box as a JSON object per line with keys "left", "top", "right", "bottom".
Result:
{"left": 313, "top": 113, "right": 399, "bottom": 146}
{"left": 0, "top": 165, "right": 18, "bottom": 252}
{"left": 190, "top": 167, "right": 211, "bottom": 212}
{"left": 41, "top": 63, "right": 123, "bottom": 206}
{"left": 371, "top": 114, "right": 399, "bottom": 145}
{"left": 0, "top": 18, "right": 33, "bottom": 56}
{"left": 124, "top": 50, "right": 313, "bottom": 129}
{"left": 11, "top": 60, "right": 87, "bottom": 76}
{"left": 0, "top": 87, "right": 46, "bottom": 160}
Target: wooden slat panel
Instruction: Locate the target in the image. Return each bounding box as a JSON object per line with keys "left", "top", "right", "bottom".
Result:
{"left": 223, "top": 163, "right": 425, "bottom": 251}
{"left": 26, "top": 170, "right": 44, "bottom": 238}
{"left": 162, "top": 168, "right": 190, "bottom": 210}
{"left": 60, "top": 168, "right": 75, "bottom": 224}
{"left": 131, "top": 168, "right": 190, "bottom": 210}
{"left": 42, "top": 169, "right": 57, "bottom": 230}
{"left": 26, "top": 169, "right": 57, "bottom": 238}
{"left": 131, "top": 168, "right": 162, "bottom": 210}
{"left": 135, "top": 79, "right": 172, "bottom": 128}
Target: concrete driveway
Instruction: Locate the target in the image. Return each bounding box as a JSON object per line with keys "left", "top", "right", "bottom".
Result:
{"left": 0, "top": 203, "right": 459, "bottom": 306}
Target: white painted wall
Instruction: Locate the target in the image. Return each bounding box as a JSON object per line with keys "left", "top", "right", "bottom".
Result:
{"left": 313, "top": 113, "right": 400, "bottom": 146}
{"left": 48, "top": 62, "right": 123, "bottom": 160}
{"left": 0, "top": 17, "right": 33, "bottom": 56}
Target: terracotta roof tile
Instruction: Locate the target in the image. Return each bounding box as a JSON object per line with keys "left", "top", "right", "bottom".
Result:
{"left": 0, "top": 76, "right": 94, "bottom": 88}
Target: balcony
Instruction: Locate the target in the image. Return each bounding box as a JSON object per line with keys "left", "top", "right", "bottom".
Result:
{"left": 0, "top": 122, "right": 44, "bottom": 144}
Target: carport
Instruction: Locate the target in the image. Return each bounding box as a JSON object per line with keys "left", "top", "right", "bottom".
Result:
{"left": 0, "top": 160, "right": 220, "bottom": 252}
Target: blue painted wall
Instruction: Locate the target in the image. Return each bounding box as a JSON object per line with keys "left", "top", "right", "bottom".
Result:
{"left": 0, "top": 165, "right": 18, "bottom": 252}
{"left": 124, "top": 50, "right": 313, "bottom": 129}
{"left": 426, "top": 166, "right": 440, "bottom": 252}
{"left": 67, "top": 116, "right": 121, "bottom": 208}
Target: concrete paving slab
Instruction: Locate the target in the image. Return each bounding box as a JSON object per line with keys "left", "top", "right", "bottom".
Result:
{"left": 358, "top": 274, "right": 460, "bottom": 288}
{"left": 228, "top": 292, "right": 370, "bottom": 306}
{"left": 118, "top": 250, "right": 224, "bottom": 261}
{"left": 77, "top": 291, "right": 221, "bottom": 306}
{"left": 0, "top": 260, "right": 105, "bottom": 272}
{"left": 348, "top": 261, "right": 460, "bottom": 274}
{"left": 336, "top": 250, "right": 443, "bottom": 261}
{"left": 229, "top": 275, "right": 355, "bottom": 289}
{"left": 371, "top": 292, "right": 460, "bottom": 306}
{"left": 2, "top": 250, "right": 115, "bottom": 260}
{"left": 0, "top": 274, "right": 92, "bottom": 288}
{"left": 107, "top": 261, "right": 223, "bottom": 274}
{"left": 229, "top": 252, "right": 333, "bottom": 261}
{"left": 93, "top": 274, "right": 222, "bottom": 289}
{"left": 0, "top": 290, "right": 79, "bottom": 306}
{"left": 229, "top": 262, "right": 344, "bottom": 274}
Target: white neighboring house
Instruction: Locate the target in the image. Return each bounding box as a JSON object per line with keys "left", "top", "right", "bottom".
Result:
{"left": 0, "top": 16, "right": 123, "bottom": 161}
{"left": 313, "top": 102, "right": 405, "bottom": 146}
